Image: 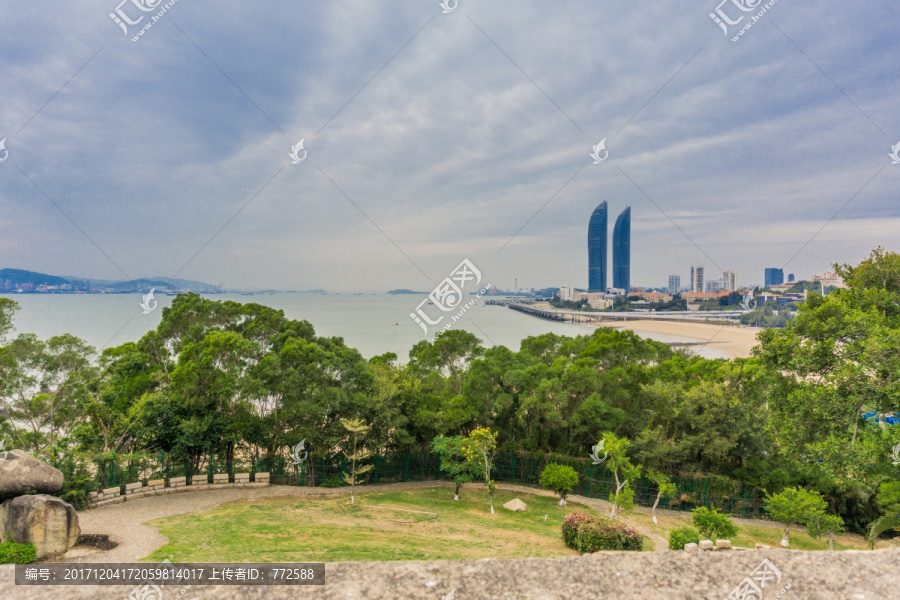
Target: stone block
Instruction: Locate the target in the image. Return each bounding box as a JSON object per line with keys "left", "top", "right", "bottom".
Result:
{"left": 235, "top": 472, "right": 250, "bottom": 483}
{"left": 0, "top": 450, "right": 65, "bottom": 501}
{"left": 169, "top": 477, "right": 186, "bottom": 487}
{"left": 213, "top": 474, "right": 229, "bottom": 483}
{"left": 699, "top": 540, "right": 714, "bottom": 551}
{"left": 502, "top": 498, "right": 528, "bottom": 512}
{"left": 755, "top": 543, "right": 772, "bottom": 550}
{"left": 125, "top": 482, "right": 143, "bottom": 491}
{"left": 102, "top": 487, "right": 120, "bottom": 496}
{"left": 147, "top": 478, "right": 165, "bottom": 488}
{"left": 684, "top": 543, "right": 700, "bottom": 552}
{"left": 0, "top": 495, "right": 80, "bottom": 558}
{"left": 255, "top": 472, "right": 270, "bottom": 483}
{"left": 716, "top": 539, "right": 732, "bottom": 549}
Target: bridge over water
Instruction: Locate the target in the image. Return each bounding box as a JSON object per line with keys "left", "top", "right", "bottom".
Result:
{"left": 495, "top": 301, "right": 743, "bottom": 326}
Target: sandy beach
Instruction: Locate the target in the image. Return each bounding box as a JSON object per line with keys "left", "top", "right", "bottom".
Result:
{"left": 600, "top": 319, "right": 763, "bottom": 359}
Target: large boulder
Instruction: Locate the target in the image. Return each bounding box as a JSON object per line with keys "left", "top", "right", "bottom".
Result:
{"left": 0, "top": 495, "right": 80, "bottom": 558}
{"left": 0, "top": 450, "right": 64, "bottom": 500}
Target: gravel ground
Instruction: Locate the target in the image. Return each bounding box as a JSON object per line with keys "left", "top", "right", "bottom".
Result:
{"left": 2, "top": 548, "right": 896, "bottom": 599}
{"left": 0, "top": 482, "right": 894, "bottom": 599}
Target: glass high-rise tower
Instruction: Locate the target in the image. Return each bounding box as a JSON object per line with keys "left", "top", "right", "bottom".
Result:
{"left": 612, "top": 206, "right": 631, "bottom": 292}
{"left": 588, "top": 202, "right": 608, "bottom": 292}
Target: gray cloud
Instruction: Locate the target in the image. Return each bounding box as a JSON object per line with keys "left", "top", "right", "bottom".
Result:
{"left": 1, "top": 0, "right": 898, "bottom": 292}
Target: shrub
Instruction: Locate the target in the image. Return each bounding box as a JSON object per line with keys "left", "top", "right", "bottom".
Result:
{"left": 574, "top": 519, "right": 643, "bottom": 552}
{"left": 540, "top": 464, "right": 580, "bottom": 505}
{"left": 320, "top": 476, "right": 344, "bottom": 488}
{"left": 561, "top": 512, "right": 594, "bottom": 549}
{"left": 0, "top": 541, "right": 37, "bottom": 564}
{"left": 692, "top": 507, "right": 738, "bottom": 540}
{"left": 60, "top": 490, "right": 87, "bottom": 511}
{"left": 668, "top": 527, "right": 701, "bottom": 550}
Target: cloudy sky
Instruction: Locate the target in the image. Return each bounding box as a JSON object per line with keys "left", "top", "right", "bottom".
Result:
{"left": 1, "top": 0, "right": 898, "bottom": 292}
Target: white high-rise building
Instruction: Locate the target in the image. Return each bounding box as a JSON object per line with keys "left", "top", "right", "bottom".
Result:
{"left": 723, "top": 270, "right": 738, "bottom": 291}
{"left": 690, "top": 264, "right": 705, "bottom": 293}
{"left": 668, "top": 275, "right": 681, "bottom": 295}
{"left": 558, "top": 285, "right": 574, "bottom": 301}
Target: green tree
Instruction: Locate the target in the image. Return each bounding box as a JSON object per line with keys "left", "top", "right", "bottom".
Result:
{"left": 340, "top": 418, "right": 373, "bottom": 505}
{"left": 691, "top": 507, "right": 739, "bottom": 540}
{"left": 539, "top": 464, "right": 580, "bottom": 506}
{"left": 647, "top": 470, "right": 677, "bottom": 524}
{"left": 601, "top": 432, "right": 641, "bottom": 520}
{"left": 431, "top": 435, "right": 478, "bottom": 500}
{"left": 0, "top": 333, "right": 97, "bottom": 457}
{"left": 0, "top": 298, "right": 18, "bottom": 342}
{"left": 765, "top": 487, "right": 828, "bottom": 548}
{"left": 807, "top": 513, "right": 845, "bottom": 551}
{"left": 868, "top": 480, "right": 900, "bottom": 549}
{"left": 463, "top": 427, "right": 498, "bottom": 514}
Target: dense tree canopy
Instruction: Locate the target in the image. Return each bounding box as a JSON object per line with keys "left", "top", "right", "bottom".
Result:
{"left": 1, "top": 249, "right": 899, "bottom": 537}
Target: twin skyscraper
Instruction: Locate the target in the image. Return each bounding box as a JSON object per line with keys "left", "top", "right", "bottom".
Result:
{"left": 588, "top": 201, "right": 630, "bottom": 293}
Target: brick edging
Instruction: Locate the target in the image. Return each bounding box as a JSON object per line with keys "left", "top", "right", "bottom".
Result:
{"left": 85, "top": 474, "right": 271, "bottom": 509}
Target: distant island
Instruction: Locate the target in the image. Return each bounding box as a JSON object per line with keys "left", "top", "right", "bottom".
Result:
{"left": 387, "top": 289, "right": 428, "bottom": 295}
{"left": 0, "top": 268, "right": 221, "bottom": 294}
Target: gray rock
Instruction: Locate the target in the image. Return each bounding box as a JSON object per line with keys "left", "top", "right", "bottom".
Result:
{"left": 0, "top": 450, "right": 64, "bottom": 501}
{"left": 0, "top": 495, "right": 80, "bottom": 558}
{"left": 502, "top": 498, "right": 527, "bottom": 512}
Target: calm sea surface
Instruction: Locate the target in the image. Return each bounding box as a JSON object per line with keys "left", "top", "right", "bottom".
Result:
{"left": 1, "top": 293, "right": 725, "bottom": 360}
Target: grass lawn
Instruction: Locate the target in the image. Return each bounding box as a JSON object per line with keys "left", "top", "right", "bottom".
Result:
{"left": 622, "top": 510, "right": 890, "bottom": 551}
{"left": 146, "top": 487, "right": 619, "bottom": 563}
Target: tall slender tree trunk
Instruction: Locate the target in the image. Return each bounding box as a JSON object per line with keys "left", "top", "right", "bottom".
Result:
{"left": 652, "top": 490, "right": 662, "bottom": 524}
{"left": 781, "top": 527, "right": 790, "bottom": 547}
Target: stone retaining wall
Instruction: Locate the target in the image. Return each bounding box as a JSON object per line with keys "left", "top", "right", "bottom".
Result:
{"left": 85, "top": 473, "right": 271, "bottom": 509}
